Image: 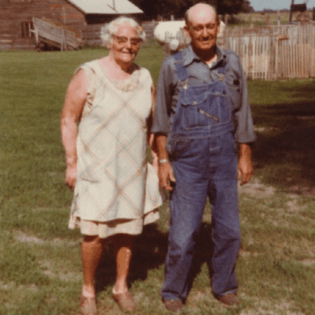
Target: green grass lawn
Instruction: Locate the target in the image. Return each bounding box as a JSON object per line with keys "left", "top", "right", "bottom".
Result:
{"left": 0, "top": 45, "right": 315, "bottom": 315}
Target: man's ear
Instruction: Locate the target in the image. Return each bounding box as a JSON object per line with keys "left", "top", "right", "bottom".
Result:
{"left": 184, "top": 24, "right": 191, "bottom": 38}
{"left": 216, "top": 20, "right": 221, "bottom": 36}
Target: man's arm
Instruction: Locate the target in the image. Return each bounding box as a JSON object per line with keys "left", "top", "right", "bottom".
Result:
{"left": 229, "top": 53, "right": 255, "bottom": 185}
{"left": 155, "top": 133, "right": 176, "bottom": 191}
{"left": 151, "top": 58, "right": 176, "bottom": 190}
{"left": 238, "top": 143, "right": 253, "bottom": 186}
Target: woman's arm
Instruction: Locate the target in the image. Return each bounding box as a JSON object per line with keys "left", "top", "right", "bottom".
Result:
{"left": 147, "top": 84, "right": 158, "bottom": 171}
{"left": 147, "top": 84, "right": 156, "bottom": 141}
{"left": 60, "top": 69, "right": 87, "bottom": 190}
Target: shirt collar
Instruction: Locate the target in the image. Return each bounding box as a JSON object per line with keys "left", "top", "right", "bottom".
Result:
{"left": 182, "top": 45, "right": 226, "bottom": 67}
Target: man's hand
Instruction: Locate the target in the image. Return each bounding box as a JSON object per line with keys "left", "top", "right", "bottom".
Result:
{"left": 158, "top": 161, "right": 176, "bottom": 191}
{"left": 238, "top": 143, "right": 253, "bottom": 186}
{"left": 65, "top": 164, "right": 77, "bottom": 191}
{"left": 154, "top": 133, "right": 176, "bottom": 191}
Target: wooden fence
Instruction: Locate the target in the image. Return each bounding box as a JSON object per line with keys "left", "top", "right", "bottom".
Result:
{"left": 32, "top": 17, "right": 82, "bottom": 50}
{"left": 224, "top": 23, "right": 315, "bottom": 80}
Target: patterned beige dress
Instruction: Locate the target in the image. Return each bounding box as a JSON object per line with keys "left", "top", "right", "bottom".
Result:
{"left": 68, "top": 59, "right": 162, "bottom": 238}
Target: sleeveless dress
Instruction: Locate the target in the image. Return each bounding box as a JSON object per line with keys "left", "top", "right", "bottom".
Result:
{"left": 68, "top": 59, "right": 162, "bottom": 238}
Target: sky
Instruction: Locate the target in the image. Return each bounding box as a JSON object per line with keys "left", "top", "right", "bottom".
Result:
{"left": 249, "top": 0, "right": 315, "bottom": 12}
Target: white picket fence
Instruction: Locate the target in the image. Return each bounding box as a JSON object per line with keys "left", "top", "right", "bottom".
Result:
{"left": 225, "top": 24, "right": 315, "bottom": 80}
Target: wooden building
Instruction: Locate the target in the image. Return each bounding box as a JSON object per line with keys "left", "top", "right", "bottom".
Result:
{"left": 0, "top": 0, "right": 143, "bottom": 50}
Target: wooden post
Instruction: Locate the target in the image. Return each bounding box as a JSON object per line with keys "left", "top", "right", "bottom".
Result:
{"left": 62, "top": 6, "right": 67, "bottom": 24}
{"left": 275, "top": 38, "right": 279, "bottom": 79}
{"left": 61, "top": 29, "right": 65, "bottom": 51}
{"left": 266, "top": 15, "right": 270, "bottom": 26}
{"left": 277, "top": 10, "right": 281, "bottom": 26}
{"left": 224, "top": 14, "right": 228, "bottom": 27}
{"left": 289, "top": 0, "right": 294, "bottom": 24}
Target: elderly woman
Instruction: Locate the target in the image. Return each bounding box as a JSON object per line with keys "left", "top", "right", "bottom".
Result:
{"left": 61, "top": 17, "right": 161, "bottom": 314}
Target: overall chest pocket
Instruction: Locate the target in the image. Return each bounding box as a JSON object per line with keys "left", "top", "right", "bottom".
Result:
{"left": 179, "top": 91, "right": 215, "bottom": 130}
{"left": 178, "top": 88, "right": 234, "bottom": 129}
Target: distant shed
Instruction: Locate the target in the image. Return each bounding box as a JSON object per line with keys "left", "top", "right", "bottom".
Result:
{"left": 0, "top": 0, "right": 143, "bottom": 50}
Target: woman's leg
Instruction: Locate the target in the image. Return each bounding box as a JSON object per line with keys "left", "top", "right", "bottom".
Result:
{"left": 81, "top": 235, "right": 104, "bottom": 297}
{"left": 113, "top": 234, "right": 134, "bottom": 293}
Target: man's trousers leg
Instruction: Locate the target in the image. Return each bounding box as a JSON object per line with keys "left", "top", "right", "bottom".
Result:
{"left": 161, "top": 158, "right": 209, "bottom": 301}
{"left": 208, "top": 132, "right": 241, "bottom": 297}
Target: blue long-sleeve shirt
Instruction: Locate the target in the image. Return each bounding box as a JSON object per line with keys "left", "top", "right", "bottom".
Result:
{"left": 152, "top": 45, "right": 256, "bottom": 143}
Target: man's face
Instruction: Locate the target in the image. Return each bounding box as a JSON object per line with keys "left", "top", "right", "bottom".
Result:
{"left": 185, "top": 7, "right": 220, "bottom": 53}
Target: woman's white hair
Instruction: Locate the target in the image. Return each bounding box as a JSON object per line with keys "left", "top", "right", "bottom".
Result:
{"left": 101, "top": 17, "right": 146, "bottom": 48}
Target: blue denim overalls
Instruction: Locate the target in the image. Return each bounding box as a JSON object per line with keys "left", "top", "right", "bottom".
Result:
{"left": 162, "top": 51, "right": 241, "bottom": 301}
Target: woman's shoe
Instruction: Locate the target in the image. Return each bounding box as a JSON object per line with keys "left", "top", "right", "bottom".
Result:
{"left": 112, "top": 291, "right": 136, "bottom": 312}
{"left": 80, "top": 296, "right": 97, "bottom": 315}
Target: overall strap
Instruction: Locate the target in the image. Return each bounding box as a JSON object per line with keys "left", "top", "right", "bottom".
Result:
{"left": 173, "top": 51, "right": 188, "bottom": 82}
{"left": 216, "top": 60, "right": 228, "bottom": 81}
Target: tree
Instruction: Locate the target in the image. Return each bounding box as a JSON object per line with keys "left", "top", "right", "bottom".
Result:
{"left": 130, "top": 0, "right": 248, "bottom": 19}
{"left": 212, "top": 0, "right": 246, "bottom": 15}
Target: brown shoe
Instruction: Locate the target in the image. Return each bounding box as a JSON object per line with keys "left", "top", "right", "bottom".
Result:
{"left": 217, "top": 293, "right": 239, "bottom": 308}
{"left": 112, "top": 291, "right": 136, "bottom": 312}
{"left": 80, "top": 296, "right": 97, "bottom": 315}
{"left": 163, "top": 299, "right": 183, "bottom": 313}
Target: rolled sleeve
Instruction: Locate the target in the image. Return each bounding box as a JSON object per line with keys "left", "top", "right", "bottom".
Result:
{"left": 224, "top": 52, "right": 256, "bottom": 144}
{"left": 234, "top": 68, "right": 256, "bottom": 143}
{"left": 151, "top": 58, "right": 173, "bottom": 135}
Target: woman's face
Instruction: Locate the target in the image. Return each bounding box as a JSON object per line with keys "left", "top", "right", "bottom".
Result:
{"left": 109, "top": 22, "right": 141, "bottom": 66}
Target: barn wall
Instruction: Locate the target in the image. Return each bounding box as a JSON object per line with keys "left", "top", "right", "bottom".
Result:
{"left": 0, "top": 0, "right": 144, "bottom": 50}
{"left": 0, "top": 0, "right": 85, "bottom": 49}
{"left": 83, "top": 13, "right": 143, "bottom": 47}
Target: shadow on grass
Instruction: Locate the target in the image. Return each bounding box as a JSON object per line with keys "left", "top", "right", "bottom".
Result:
{"left": 253, "top": 101, "right": 315, "bottom": 126}
{"left": 251, "top": 99, "right": 315, "bottom": 191}
{"left": 94, "top": 222, "right": 216, "bottom": 297}
{"left": 94, "top": 224, "right": 169, "bottom": 293}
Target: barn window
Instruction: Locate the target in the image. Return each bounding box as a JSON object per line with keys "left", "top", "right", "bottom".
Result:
{"left": 21, "top": 22, "right": 34, "bottom": 38}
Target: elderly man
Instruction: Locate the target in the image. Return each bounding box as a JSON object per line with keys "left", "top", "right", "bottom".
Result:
{"left": 151, "top": 3, "right": 256, "bottom": 313}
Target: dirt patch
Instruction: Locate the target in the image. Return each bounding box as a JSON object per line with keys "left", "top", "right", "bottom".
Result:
{"left": 14, "top": 231, "right": 44, "bottom": 244}
{"left": 240, "top": 300, "right": 305, "bottom": 315}
{"left": 0, "top": 281, "right": 15, "bottom": 290}
{"left": 288, "top": 185, "right": 315, "bottom": 198}
{"left": 238, "top": 180, "right": 275, "bottom": 198}
{"left": 300, "top": 258, "right": 315, "bottom": 266}
{"left": 287, "top": 197, "right": 300, "bottom": 213}
{"left": 14, "top": 231, "right": 80, "bottom": 247}
{"left": 51, "top": 238, "right": 80, "bottom": 247}
{"left": 254, "top": 126, "right": 280, "bottom": 132}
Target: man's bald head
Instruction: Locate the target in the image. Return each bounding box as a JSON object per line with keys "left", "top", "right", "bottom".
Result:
{"left": 183, "top": 2, "right": 220, "bottom": 61}
{"left": 184, "top": 3, "right": 218, "bottom": 26}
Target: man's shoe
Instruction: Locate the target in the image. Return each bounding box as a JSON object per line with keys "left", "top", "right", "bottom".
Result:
{"left": 163, "top": 299, "right": 183, "bottom": 313}
{"left": 217, "top": 293, "right": 239, "bottom": 308}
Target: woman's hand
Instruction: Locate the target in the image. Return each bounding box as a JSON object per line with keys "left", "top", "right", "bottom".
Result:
{"left": 65, "top": 163, "right": 77, "bottom": 191}
{"left": 61, "top": 69, "right": 87, "bottom": 192}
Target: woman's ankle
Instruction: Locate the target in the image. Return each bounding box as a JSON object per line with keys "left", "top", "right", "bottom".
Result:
{"left": 82, "top": 285, "right": 96, "bottom": 298}
{"left": 113, "top": 283, "right": 128, "bottom": 294}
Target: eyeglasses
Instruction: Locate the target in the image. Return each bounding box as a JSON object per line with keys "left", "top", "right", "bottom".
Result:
{"left": 191, "top": 23, "right": 218, "bottom": 33}
{"left": 113, "top": 35, "right": 141, "bottom": 46}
